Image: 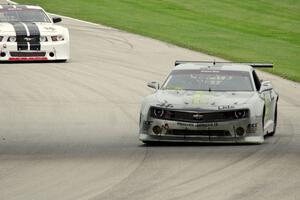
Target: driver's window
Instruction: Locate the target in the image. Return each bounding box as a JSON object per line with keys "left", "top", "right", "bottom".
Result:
{"left": 252, "top": 70, "right": 261, "bottom": 91}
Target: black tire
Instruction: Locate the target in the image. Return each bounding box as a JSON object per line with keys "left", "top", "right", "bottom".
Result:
{"left": 53, "top": 59, "right": 68, "bottom": 63}
{"left": 142, "top": 141, "right": 159, "bottom": 146}
{"left": 266, "top": 104, "right": 277, "bottom": 137}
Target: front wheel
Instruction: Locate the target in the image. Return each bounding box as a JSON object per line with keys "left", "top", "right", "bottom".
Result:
{"left": 141, "top": 141, "right": 160, "bottom": 146}
{"left": 56, "top": 59, "right": 68, "bottom": 63}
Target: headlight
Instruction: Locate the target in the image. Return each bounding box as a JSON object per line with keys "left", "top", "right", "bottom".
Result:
{"left": 8, "top": 36, "right": 16, "bottom": 42}
{"left": 51, "top": 35, "right": 64, "bottom": 42}
{"left": 40, "top": 36, "right": 48, "bottom": 42}
{"left": 153, "top": 108, "right": 165, "bottom": 118}
{"left": 0, "top": 36, "right": 3, "bottom": 42}
{"left": 235, "top": 110, "right": 246, "bottom": 119}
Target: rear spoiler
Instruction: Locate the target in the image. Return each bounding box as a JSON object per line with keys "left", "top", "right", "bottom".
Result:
{"left": 174, "top": 61, "right": 273, "bottom": 68}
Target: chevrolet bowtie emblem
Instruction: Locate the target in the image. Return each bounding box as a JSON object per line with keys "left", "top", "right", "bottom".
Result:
{"left": 193, "top": 113, "right": 204, "bottom": 120}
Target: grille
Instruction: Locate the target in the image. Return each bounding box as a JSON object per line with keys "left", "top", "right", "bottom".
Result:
{"left": 166, "top": 129, "right": 231, "bottom": 136}
{"left": 10, "top": 52, "right": 46, "bottom": 57}
{"left": 150, "top": 107, "right": 249, "bottom": 123}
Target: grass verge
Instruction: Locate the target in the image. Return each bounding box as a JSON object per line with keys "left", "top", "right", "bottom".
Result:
{"left": 16, "top": 0, "right": 300, "bottom": 81}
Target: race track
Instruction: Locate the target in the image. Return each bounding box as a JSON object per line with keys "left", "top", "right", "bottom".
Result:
{"left": 0, "top": 12, "right": 300, "bottom": 200}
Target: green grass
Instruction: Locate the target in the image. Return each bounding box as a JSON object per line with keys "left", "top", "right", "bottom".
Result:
{"left": 16, "top": 0, "right": 300, "bottom": 81}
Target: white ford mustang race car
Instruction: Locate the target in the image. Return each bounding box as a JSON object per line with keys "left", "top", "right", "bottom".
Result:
{"left": 139, "top": 61, "right": 279, "bottom": 144}
{"left": 0, "top": 4, "right": 69, "bottom": 62}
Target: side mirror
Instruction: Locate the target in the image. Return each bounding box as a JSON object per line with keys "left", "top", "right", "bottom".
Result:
{"left": 52, "top": 17, "right": 62, "bottom": 23}
{"left": 259, "top": 81, "right": 273, "bottom": 93}
{"left": 147, "top": 81, "right": 160, "bottom": 90}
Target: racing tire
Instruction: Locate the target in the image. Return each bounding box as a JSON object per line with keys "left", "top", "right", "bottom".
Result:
{"left": 56, "top": 59, "right": 68, "bottom": 63}
{"left": 52, "top": 59, "right": 68, "bottom": 63}
{"left": 142, "top": 141, "right": 160, "bottom": 146}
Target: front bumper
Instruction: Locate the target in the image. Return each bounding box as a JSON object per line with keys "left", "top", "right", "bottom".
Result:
{"left": 0, "top": 41, "right": 69, "bottom": 61}
{"left": 139, "top": 118, "right": 264, "bottom": 144}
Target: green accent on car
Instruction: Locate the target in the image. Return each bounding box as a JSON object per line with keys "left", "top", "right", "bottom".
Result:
{"left": 192, "top": 91, "right": 206, "bottom": 105}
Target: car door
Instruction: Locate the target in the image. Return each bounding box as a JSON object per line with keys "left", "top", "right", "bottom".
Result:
{"left": 252, "top": 70, "right": 272, "bottom": 129}
{"left": 269, "top": 89, "right": 278, "bottom": 123}
{"left": 263, "top": 88, "right": 273, "bottom": 125}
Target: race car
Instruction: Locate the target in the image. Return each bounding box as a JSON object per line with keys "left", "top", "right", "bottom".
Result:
{"left": 139, "top": 61, "right": 279, "bottom": 144}
{"left": 0, "top": 4, "right": 69, "bottom": 62}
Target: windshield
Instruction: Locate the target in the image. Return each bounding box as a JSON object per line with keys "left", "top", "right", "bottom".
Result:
{"left": 162, "top": 69, "right": 254, "bottom": 92}
{"left": 0, "top": 8, "right": 51, "bottom": 23}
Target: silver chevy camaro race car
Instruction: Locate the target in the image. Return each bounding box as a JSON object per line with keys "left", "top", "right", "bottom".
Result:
{"left": 139, "top": 61, "right": 279, "bottom": 144}
{"left": 0, "top": 4, "right": 69, "bottom": 61}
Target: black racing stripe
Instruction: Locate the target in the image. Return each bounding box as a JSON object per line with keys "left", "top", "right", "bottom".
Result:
{"left": 24, "top": 23, "right": 41, "bottom": 51}
{"left": 10, "top": 22, "right": 29, "bottom": 51}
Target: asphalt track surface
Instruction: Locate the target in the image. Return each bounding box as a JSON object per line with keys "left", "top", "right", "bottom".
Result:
{"left": 0, "top": 7, "right": 300, "bottom": 200}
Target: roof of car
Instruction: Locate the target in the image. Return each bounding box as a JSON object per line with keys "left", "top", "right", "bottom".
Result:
{"left": 0, "top": 5, "right": 42, "bottom": 10}
{"left": 174, "top": 63, "right": 253, "bottom": 72}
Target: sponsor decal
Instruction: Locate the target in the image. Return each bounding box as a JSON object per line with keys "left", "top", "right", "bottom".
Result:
{"left": 142, "top": 121, "right": 152, "bottom": 131}
{"left": 177, "top": 122, "right": 218, "bottom": 127}
{"left": 200, "top": 70, "right": 220, "bottom": 73}
{"left": 218, "top": 105, "right": 235, "bottom": 110}
{"left": 162, "top": 123, "right": 169, "bottom": 130}
{"left": 8, "top": 57, "right": 47, "bottom": 61}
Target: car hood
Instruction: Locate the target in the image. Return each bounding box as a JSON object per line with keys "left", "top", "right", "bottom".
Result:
{"left": 151, "top": 90, "right": 256, "bottom": 110}
{"left": 0, "top": 22, "right": 64, "bottom": 35}
{"left": 35, "top": 23, "right": 65, "bottom": 34}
